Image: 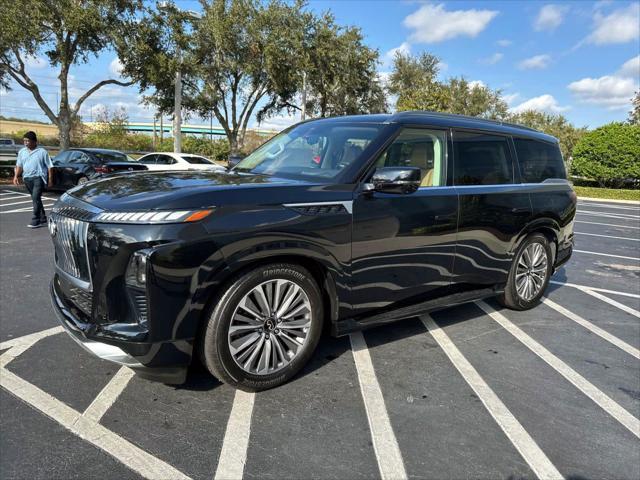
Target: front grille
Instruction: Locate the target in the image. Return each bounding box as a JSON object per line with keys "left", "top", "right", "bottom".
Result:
{"left": 50, "top": 213, "right": 91, "bottom": 283}
{"left": 53, "top": 206, "right": 96, "bottom": 221}
{"left": 68, "top": 286, "right": 92, "bottom": 316}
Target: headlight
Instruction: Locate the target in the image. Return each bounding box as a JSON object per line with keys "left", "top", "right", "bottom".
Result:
{"left": 95, "top": 209, "right": 213, "bottom": 224}
{"left": 125, "top": 250, "right": 150, "bottom": 288}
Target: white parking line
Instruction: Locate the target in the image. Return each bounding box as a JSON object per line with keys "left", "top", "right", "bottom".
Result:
{"left": 577, "top": 211, "right": 640, "bottom": 221}
{"left": 576, "top": 231, "right": 640, "bottom": 242}
{"left": 82, "top": 367, "right": 135, "bottom": 423}
{"left": 0, "top": 367, "right": 191, "bottom": 480}
{"left": 350, "top": 331, "right": 407, "bottom": 480}
{"left": 0, "top": 195, "right": 30, "bottom": 202}
{"left": 477, "top": 301, "right": 640, "bottom": 440}
{"left": 575, "top": 220, "right": 640, "bottom": 230}
{"left": 542, "top": 298, "right": 640, "bottom": 359}
{"left": 0, "top": 328, "right": 191, "bottom": 480}
{"left": 549, "top": 281, "right": 640, "bottom": 299}
{"left": 214, "top": 389, "right": 256, "bottom": 480}
{"left": 577, "top": 288, "right": 640, "bottom": 319}
{"left": 0, "top": 202, "right": 56, "bottom": 214}
{"left": 0, "top": 326, "right": 63, "bottom": 351}
{"left": 578, "top": 202, "right": 640, "bottom": 211}
{"left": 573, "top": 250, "right": 639, "bottom": 261}
{"left": 0, "top": 199, "right": 40, "bottom": 207}
{"left": 420, "top": 315, "right": 562, "bottom": 480}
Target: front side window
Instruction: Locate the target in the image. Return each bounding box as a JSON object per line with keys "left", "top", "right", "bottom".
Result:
{"left": 92, "top": 152, "right": 129, "bottom": 163}
{"left": 68, "top": 151, "right": 90, "bottom": 164}
{"left": 514, "top": 138, "right": 566, "bottom": 183}
{"left": 234, "top": 122, "right": 383, "bottom": 182}
{"left": 374, "top": 128, "right": 446, "bottom": 187}
{"left": 453, "top": 131, "right": 514, "bottom": 186}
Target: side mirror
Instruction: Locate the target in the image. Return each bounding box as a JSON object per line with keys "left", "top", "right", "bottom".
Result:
{"left": 228, "top": 153, "right": 246, "bottom": 169}
{"left": 368, "top": 167, "right": 422, "bottom": 194}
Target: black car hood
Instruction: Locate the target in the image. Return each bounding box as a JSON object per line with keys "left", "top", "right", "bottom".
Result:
{"left": 68, "top": 170, "right": 313, "bottom": 211}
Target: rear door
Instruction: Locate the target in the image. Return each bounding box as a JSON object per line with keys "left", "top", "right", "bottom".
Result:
{"left": 351, "top": 127, "right": 458, "bottom": 317}
{"left": 452, "top": 129, "right": 532, "bottom": 287}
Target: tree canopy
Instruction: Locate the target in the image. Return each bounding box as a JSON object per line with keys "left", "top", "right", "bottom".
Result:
{"left": 0, "top": 0, "right": 140, "bottom": 149}
{"left": 387, "top": 52, "right": 508, "bottom": 120}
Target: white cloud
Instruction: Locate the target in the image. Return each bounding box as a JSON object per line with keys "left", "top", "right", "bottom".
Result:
{"left": 511, "top": 94, "right": 570, "bottom": 113}
{"left": 518, "top": 54, "right": 551, "bottom": 70}
{"left": 109, "top": 58, "right": 124, "bottom": 77}
{"left": 383, "top": 42, "right": 411, "bottom": 67}
{"left": 468, "top": 80, "right": 486, "bottom": 90}
{"left": 588, "top": 3, "right": 640, "bottom": 45}
{"left": 254, "top": 113, "right": 299, "bottom": 131}
{"left": 502, "top": 93, "right": 520, "bottom": 105}
{"left": 496, "top": 39, "right": 512, "bottom": 47}
{"left": 568, "top": 76, "right": 637, "bottom": 110}
{"left": 404, "top": 3, "right": 498, "bottom": 43}
{"left": 619, "top": 55, "right": 640, "bottom": 79}
{"left": 25, "top": 56, "right": 47, "bottom": 69}
{"left": 534, "top": 4, "right": 567, "bottom": 31}
{"left": 567, "top": 56, "right": 640, "bottom": 110}
{"left": 479, "top": 52, "right": 503, "bottom": 65}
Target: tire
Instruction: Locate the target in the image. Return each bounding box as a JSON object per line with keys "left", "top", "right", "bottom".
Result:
{"left": 199, "top": 263, "right": 324, "bottom": 391}
{"left": 77, "top": 176, "right": 89, "bottom": 186}
{"left": 498, "top": 233, "right": 552, "bottom": 310}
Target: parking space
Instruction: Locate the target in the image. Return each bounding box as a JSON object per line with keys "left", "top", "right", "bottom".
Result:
{"left": 1, "top": 188, "right": 639, "bottom": 480}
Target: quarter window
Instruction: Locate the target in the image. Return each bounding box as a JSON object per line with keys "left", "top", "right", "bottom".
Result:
{"left": 375, "top": 128, "right": 446, "bottom": 187}
{"left": 453, "top": 131, "right": 513, "bottom": 185}
{"left": 514, "top": 138, "right": 566, "bottom": 183}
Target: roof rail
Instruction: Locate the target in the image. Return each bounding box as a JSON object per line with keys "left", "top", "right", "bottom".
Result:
{"left": 394, "top": 111, "right": 539, "bottom": 132}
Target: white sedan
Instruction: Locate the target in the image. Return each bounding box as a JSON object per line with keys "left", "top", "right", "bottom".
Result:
{"left": 136, "top": 152, "right": 226, "bottom": 172}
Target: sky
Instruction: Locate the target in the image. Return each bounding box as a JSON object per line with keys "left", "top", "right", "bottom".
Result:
{"left": 1, "top": 0, "right": 639, "bottom": 131}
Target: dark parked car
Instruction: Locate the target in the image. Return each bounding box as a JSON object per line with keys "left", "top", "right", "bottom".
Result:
{"left": 49, "top": 112, "right": 576, "bottom": 390}
{"left": 51, "top": 148, "right": 147, "bottom": 190}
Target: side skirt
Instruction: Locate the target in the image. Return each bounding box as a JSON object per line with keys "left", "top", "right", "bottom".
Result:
{"left": 332, "top": 287, "right": 502, "bottom": 337}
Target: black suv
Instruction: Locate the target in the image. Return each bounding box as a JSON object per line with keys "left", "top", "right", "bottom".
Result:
{"left": 49, "top": 112, "right": 576, "bottom": 390}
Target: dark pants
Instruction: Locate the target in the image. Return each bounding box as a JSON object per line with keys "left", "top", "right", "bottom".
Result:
{"left": 23, "top": 176, "right": 47, "bottom": 224}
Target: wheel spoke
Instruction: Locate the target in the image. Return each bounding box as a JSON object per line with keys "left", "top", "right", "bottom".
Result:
{"left": 231, "top": 332, "right": 261, "bottom": 356}
{"left": 276, "top": 284, "right": 301, "bottom": 318}
{"left": 253, "top": 284, "right": 271, "bottom": 317}
{"left": 239, "top": 297, "right": 263, "bottom": 320}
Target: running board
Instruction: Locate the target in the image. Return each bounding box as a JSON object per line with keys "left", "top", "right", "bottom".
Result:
{"left": 332, "top": 287, "right": 501, "bottom": 336}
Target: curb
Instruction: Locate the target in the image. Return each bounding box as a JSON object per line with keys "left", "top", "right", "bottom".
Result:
{"left": 578, "top": 196, "right": 640, "bottom": 206}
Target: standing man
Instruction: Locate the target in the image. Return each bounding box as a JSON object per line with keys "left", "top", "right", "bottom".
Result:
{"left": 13, "top": 131, "right": 54, "bottom": 228}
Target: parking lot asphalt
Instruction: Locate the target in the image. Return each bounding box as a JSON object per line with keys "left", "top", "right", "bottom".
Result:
{"left": 1, "top": 185, "right": 638, "bottom": 480}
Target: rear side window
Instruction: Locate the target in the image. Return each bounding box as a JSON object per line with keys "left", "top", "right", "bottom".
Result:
{"left": 514, "top": 138, "right": 566, "bottom": 183}
{"left": 183, "top": 155, "right": 213, "bottom": 164}
{"left": 453, "top": 131, "right": 513, "bottom": 185}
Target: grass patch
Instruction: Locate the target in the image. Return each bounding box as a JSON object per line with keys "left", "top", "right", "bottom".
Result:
{"left": 574, "top": 186, "right": 640, "bottom": 201}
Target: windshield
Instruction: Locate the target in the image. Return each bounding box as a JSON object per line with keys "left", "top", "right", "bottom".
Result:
{"left": 234, "top": 122, "right": 383, "bottom": 181}
{"left": 183, "top": 155, "right": 214, "bottom": 164}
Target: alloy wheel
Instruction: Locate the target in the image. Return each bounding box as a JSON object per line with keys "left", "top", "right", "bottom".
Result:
{"left": 228, "top": 279, "right": 312, "bottom": 375}
{"left": 515, "top": 242, "right": 548, "bottom": 302}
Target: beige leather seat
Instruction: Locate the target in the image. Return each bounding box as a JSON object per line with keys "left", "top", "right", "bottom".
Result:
{"left": 407, "top": 143, "right": 435, "bottom": 187}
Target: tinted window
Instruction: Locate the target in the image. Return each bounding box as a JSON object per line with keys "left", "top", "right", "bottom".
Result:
{"left": 156, "top": 155, "right": 175, "bottom": 165}
{"left": 375, "top": 128, "right": 446, "bottom": 187}
{"left": 0, "top": 139, "right": 12, "bottom": 145}
{"left": 514, "top": 138, "right": 566, "bottom": 183}
{"left": 54, "top": 151, "right": 71, "bottom": 163}
{"left": 453, "top": 131, "right": 513, "bottom": 185}
{"left": 68, "top": 151, "right": 90, "bottom": 164}
{"left": 183, "top": 155, "right": 213, "bottom": 165}
{"left": 138, "top": 154, "right": 158, "bottom": 165}
{"left": 92, "top": 152, "right": 129, "bottom": 163}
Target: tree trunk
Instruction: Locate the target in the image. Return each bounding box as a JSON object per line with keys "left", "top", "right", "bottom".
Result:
{"left": 229, "top": 133, "right": 239, "bottom": 155}
{"left": 58, "top": 112, "right": 71, "bottom": 150}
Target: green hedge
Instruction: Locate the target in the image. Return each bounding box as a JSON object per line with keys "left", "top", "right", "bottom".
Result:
{"left": 571, "top": 122, "right": 640, "bottom": 188}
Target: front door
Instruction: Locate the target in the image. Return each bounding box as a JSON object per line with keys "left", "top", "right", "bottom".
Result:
{"left": 350, "top": 127, "right": 458, "bottom": 317}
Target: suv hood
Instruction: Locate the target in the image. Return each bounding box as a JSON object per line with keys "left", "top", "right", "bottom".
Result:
{"left": 68, "top": 170, "right": 313, "bottom": 211}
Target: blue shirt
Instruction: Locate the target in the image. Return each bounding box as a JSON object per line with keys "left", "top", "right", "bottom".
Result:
{"left": 16, "top": 147, "right": 53, "bottom": 182}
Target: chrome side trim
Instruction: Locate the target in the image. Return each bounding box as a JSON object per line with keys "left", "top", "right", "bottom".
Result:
{"left": 284, "top": 201, "right": 353, "bottom": 215}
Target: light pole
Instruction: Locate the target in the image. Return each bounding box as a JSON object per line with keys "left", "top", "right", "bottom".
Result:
{"left": 158, "top": 2, "right": 201, "bottom": 154}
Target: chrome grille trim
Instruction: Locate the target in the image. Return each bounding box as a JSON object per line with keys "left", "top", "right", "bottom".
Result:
{"left": 51, "top": 213, "right": 91, "bottom": 285}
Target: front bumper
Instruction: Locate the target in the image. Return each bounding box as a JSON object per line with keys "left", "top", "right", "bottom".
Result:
{"left": 50, "top": 280, "right": 189, "bottom": 384}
